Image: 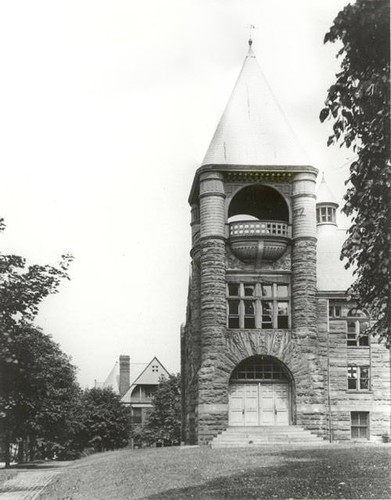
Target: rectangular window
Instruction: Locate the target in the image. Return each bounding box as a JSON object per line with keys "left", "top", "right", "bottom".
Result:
{"left": 227, "top": 282, "right": 290, "bottom": 330}
{"left": 132, "top": 408, "right": 142, "bottom": 424}
{"left": 348, "top": 365, "right": 370, "bottom": 391}
{"left": 351, "top": 412, "right": 369, "bottom": 440}
{"left": 329, "top": 305, "right": 341, "bottom": 318}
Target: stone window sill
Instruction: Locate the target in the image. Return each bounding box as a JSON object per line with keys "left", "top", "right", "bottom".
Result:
{"left": 346, "top": 390, "right": 373, "bottom": 394}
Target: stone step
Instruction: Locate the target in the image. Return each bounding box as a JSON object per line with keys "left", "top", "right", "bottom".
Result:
{"left": 211, "top": 441, "right": 327, "bottom": 448}
{"left": 224, "top": 426, "right": 309, "bottom": 432}
{"left": 213, "top": 435, "right": 320, "bottom": 441}
{"left": 210, "top": 425, "right": 326, "bottom": 448}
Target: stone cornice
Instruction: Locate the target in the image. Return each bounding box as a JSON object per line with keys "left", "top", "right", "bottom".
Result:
{"left": 188, "top": 164, "right": 319, "bottom": 205}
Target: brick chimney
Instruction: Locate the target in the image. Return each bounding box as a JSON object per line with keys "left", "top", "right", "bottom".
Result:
{"left": 119, "top": 355, "right": 130, "bottom": 397}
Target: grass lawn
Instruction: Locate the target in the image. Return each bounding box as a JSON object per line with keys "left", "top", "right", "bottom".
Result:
{"left": 0, "top": 469, "right": 17, "bottom": 487}
{"left": 38, "top": 444, "right": 391, "bottom": 500}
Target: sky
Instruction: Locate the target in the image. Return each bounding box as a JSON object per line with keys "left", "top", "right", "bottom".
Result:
{"left": 0, "top": 0, "right": 353, "bottom": 387}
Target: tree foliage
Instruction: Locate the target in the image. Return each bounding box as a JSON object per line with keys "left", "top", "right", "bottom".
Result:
{"left": 77, "top": 387, "right": 132, "bottom": 452}
{"left": 0, "top": 323, "right": 81, "bottom": 464}
{"left": 0, "top": 220, "right": 75, "bottom": 465}
{"left": 320, "top": 0, "right": 390, "bottom": 343}
{"left": 143, "top": 374, "right": 181, "bottom": 445}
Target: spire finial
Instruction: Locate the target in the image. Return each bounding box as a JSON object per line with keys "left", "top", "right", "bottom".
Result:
{"left": 248, "top": 24, "right": 256, "bottom": 48}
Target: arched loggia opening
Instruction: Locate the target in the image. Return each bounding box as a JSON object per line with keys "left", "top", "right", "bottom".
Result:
{"left": 227, "top": 185, "right": 291, "bottom": 263}
{"left": 228, "top": 184, "right": 290, "bottom": 222}
{"left": 228, "top": 355, "right": 294, "bottom": 426}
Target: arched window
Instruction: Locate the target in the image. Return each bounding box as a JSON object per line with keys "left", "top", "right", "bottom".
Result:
{"left": 347, "top": 309, "right": 369, "bottom": 347}
{"left": 230, "top": 356, "right": 290, "bottom": 382}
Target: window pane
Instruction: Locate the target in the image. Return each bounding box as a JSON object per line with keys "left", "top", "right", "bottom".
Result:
{"left": 244, "top": 301, "right": 255, "bottom": 314}
{"left": 358, "top": 412, "right": 368, "bottom": 425}
{"left": 348, "top": 366, "right": 357, "bottom": 378}
{"left": 277, "top": 285, "right": 288, "bottom": 297}
{"left": 278, "top": 316, "right": 289, "bottom": 329}
{"left": 228, "top": 283, "right": 240, "bottom": 296}
{"left": 228, "top": 300, "right": 240, "bottom": 314}
{"left": 351, "top": 427, "right": 359, "bottom": 439}
{"left": 244, "top": 317, "right": 255, "bottom": 329}
{"left": 359, "top": 427, "right": 368, "bottom": 439}
{"left": 347, "top": 321, "right": 356, "bottom": 333}
{"left": 262, "top": 301, "right": 273, "bottom": 328}
{"left": 351, "top": 412, "right": 359, "bottom": 425}
{"left": 244, "top": 284, "right": 255, "bottom": 296}
{"left": 348, "top": 378, "right": 357, "bottom": 389}
{"left": 335, "top": 306, "right": 341, "bottom": 317}
{"left": 359, "top": 333, "right": 369, "bottom": 346}
{"left": 228, "top": 317, "right": 239, "bottom": 328}
{"left": 278, "top": 302, "right": 289, "bottom": 315}
{"left": 360, "top": 378, "right": 369, "bottom": 390}
{"left": 262, "top": 285, "right": 272, "bottom": 297}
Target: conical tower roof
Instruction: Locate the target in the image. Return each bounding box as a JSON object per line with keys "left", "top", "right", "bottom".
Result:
{"left": 202, "top": 42, "right": 309, "bottom": 167}
{"left": 316, "top": 173, "right": 339, "bottom": 206}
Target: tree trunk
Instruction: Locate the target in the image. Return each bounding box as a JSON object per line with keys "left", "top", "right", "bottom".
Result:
{"left": 17, "top": 440, "right": 24, "bottom": 464}
{"left": 3, "top": 436, "right": 10, "bottom": 469}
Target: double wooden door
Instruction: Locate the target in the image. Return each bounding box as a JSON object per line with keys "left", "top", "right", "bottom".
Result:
{"left": 229, "top": 383, "right": 290, "bottom": 426}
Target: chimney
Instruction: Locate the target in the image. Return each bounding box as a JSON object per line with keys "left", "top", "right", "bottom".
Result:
{"left": 119, "top": 355, "right": 130, "bottom": 397}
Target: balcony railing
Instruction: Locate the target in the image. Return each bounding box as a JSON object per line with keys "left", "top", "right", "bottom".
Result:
{"left": 229, "top": 220, "right": 289, "bottom": 238}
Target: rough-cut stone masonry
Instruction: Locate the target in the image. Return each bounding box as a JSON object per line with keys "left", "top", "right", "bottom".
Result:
{"left": 181, "top": 165, "right": 391, "bottom": 445}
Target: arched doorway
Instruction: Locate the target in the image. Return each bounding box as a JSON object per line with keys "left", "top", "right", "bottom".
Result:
{"left": 228, "top": 355, "right": 293, "bottom": 426}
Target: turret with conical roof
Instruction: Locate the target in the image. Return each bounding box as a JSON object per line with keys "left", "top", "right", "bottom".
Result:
{"left": 202, "top": 41, "right": 308, "bottom": 167}
{"left": 316, "top": 173, "right": 339, "bottom": 227}
{"left": 182, "top": 41, "right": 324, "bottom": 447}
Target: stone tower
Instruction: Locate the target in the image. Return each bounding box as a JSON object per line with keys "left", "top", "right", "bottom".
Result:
{"left": 181, "top": 42, "right": 390, "bottom": 445}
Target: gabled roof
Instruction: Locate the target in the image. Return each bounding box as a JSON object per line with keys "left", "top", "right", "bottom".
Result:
{"left": 316, "top": 173, "right": 339, "bottom": 206}
{"left": 202, "top": 43, "right": 308, "bottom": 167}
{"left": 102, "top": 361, "right": 120, "bottom": 394}
{"left": 121, "top": 357, "right": 170, "bottom": 403}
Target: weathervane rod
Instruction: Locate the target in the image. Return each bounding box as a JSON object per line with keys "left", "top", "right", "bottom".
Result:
{"left": 248, "top": 24, "right": 256, "bottom": 46}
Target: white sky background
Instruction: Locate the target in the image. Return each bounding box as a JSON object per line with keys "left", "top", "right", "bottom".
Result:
{"left": 0, "top": 0, "right": 353, "bottom": 387}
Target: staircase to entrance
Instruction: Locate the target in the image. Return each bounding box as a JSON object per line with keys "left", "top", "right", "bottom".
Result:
{"left": 210, "top": 426, "right": 327, "bottom": 448}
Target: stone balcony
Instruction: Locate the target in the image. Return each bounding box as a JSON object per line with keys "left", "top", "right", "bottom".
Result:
{"left": 229, "top": 220, "right": 291, "bottom": 263}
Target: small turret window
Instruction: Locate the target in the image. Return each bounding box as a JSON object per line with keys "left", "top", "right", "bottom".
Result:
{"left": 317, "top": 206, "right": 336, "bottom": 224}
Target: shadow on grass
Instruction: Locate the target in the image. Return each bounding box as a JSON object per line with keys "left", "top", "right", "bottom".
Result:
{"left": 144, "top": 448, "right": 391, "bottom": 500}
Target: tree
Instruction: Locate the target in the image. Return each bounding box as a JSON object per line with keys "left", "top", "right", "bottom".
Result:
{"left": 0, "top": 220, "right": 74, "bottom": 466}
{"left": 0, "top": 322, "right": 81, "bottom": 465}
{"left": 320, "top": 0, "right": 390, "bottom": 343}
{"left": 143, "top": 374, "right": 181, "bottom": 446}
{"left": 77, "top": 387, "right": 132, "bottom": 452}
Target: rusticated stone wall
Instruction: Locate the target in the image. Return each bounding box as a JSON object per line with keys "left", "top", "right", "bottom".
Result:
{"left": 182, "top": 167, "right": 390, "bottom": 445}
{"left": 181, "top": 255, "right": 202, "bottom": 444}
{"left": 317, "top": 296, "right": 391, "bottom": 441}
{"left": 198, "top": 238, "right": 227, "bottom": 445}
